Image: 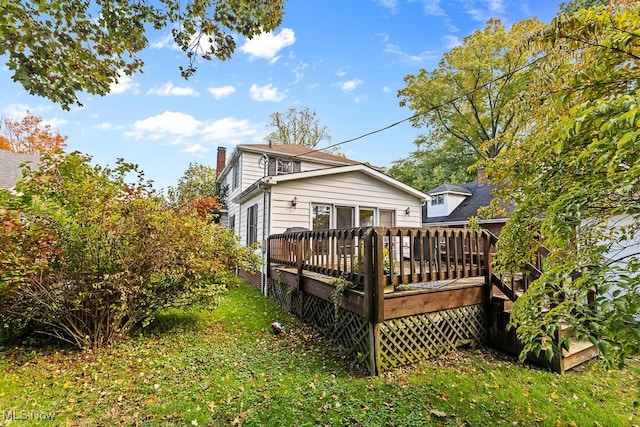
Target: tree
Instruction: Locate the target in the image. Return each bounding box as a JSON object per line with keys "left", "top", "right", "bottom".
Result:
{"left": 0, "top": 152, "right": 260, "bottom": 348}
{"left": 0, "top": 0, "right": 285, "bottom": 109}
{"left": 387, "top": 135, "right": 476, "bottom": 192}
{"left": 265, "top": 106, "right": 334, "bottom": 151}
{"left": 559, "top": 0, "right": 608, "bottom": 14}
{"left": 0, "top": 111, "right": 66, "bottom": 154}
{"left": 169, "top": 162, "right": 227, "bottom": 220}
{"left": 486, "top": 3, "right": 640, "bottom": 366}
{"left": 396, "top": 19, "right": 543, "bottom": 187}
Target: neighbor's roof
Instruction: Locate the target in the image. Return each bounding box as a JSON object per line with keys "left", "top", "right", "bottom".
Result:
{"left": 0, "top": 150, "right": 39, "bottom": 189}
{"left": 424, "top": 182, "right": 510, "bottom": 225}
{"left": 427, "top": 183, "right": 472, "bottom": 197}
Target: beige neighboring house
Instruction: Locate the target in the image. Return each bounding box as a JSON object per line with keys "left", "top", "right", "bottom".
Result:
{"left": 216, "top": 144, "right": 428, "bottom": 288}
{"left": 0, "top": 150, "right": 39, "bottom": 189}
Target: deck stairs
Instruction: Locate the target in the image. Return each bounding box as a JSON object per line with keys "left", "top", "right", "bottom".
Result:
{"left": 488, "top": 286, "right": 600, "bottom": 374}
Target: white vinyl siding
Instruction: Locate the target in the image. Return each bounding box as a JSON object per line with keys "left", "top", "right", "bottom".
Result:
{"left": 269, "top": 171, "right": 422, "bottom": 234}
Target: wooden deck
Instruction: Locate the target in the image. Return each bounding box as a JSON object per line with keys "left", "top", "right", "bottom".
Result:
{"left": 266, "top": 226, "right": 598, "bottom": 374}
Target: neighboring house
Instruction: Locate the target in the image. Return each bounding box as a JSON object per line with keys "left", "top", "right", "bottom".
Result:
{"left": 0, "top": 150, "right": 39, "bottom": 189}
{"left": 422, "top": 168, "right": 509, "bottom": 235}
{"left": 216, "top": 143, "right": 428, "bottom": 288}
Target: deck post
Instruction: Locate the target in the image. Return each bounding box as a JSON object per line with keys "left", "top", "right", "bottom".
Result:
{"left": 296, "top": 233, "right": 304, "bottom": 289}
{"left": 483, "top": 231, "right": 493, "bottom": 302}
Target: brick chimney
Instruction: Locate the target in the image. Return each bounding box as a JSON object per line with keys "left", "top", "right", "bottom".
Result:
{"left": 216, "top": 147, "right": 226, "bottom": 178}
{"left": 477, "top": 166, "right": 487, "bottom": 187}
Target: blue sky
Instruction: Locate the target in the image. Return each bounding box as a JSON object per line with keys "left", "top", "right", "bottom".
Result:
{"left": 0, "top": 0, "right": 561, "bottom": 191}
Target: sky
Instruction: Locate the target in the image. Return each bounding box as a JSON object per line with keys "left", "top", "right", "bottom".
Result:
{"left": 0, "top": 0, "right": 562, "bottom": 191}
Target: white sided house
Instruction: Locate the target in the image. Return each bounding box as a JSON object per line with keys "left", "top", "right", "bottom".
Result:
{"left": 216, "top": 144, "right": 428, "bottom": 288}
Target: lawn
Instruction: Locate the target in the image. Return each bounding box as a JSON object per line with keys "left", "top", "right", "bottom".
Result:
{"left": 1, "top": 282, "right": 638, "bottom": 426}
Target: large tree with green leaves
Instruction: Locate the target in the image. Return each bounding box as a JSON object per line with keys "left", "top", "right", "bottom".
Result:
{"left": 394, "top": 20, "right": 542, "bottom": 189}
{"left": 487, "top": 3, "right": 640, "bottom": 366}
{"left": 0, "top": 0, "right": 285, "bottom": 109}
{"left": 265, "top": 106, "right": 333, "bottom": 151}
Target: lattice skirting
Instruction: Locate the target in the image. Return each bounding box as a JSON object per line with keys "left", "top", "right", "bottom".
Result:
{"left": 268, "top": 279, "right": 486, "bottom": 375}
{"left": 268, "top": 279, "right": 375, "bottom": 373}
{"left": 377, "top": 304, "right": 486, "bottom": 372}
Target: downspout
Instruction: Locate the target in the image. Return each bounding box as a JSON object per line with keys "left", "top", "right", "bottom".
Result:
{"left": 262, "top": 187, "right": 270, "bottom": 296}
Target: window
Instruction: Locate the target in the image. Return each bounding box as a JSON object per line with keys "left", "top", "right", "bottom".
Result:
{"left": 431, "top": 194, "right": 444, "bottom": 205}
{"left": 268, "top": 157, "right": 301, "bottom": 176}
{"left": 359, "top": 208, "right": 375, "bottom": 227}
{"left": 380, "top": 209, "right": 395, "bottom": 227}
{"left": 229, "top": 214, "right": 236, "bottom": 231}
{"left": 336, "top": 206, "right": 354, "bottom": 228}
{"left": 232, "top": 163, "right": 240, "bottom": 189}
{"left": 312, "top": 204, "right": 331, "bottom": 230}
{"left": 246, "top": 204, "right": 258, "bottom": 245}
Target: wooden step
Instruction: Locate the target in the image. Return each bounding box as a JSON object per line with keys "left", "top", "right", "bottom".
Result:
{"left": 487, "top": 300, "right": 599, "bottom": 373}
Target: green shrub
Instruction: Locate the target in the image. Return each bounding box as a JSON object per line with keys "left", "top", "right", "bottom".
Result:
{"left": 0, "top": 152, "right": 260, "bottom": 349}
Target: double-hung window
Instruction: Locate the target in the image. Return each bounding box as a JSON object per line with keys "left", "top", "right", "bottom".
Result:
{"left": 246, "top": 204, "right": 258, "bottom": 245}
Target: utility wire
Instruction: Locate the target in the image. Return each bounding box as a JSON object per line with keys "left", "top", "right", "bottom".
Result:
{"left": 291, "top": 53, "right": 548, "bottom": 159}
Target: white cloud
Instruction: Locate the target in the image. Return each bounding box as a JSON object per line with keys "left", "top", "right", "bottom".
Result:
{"left": 335, "top": 70, "right": 347, "bottom": 77}
{"left": 207, "top": 85, "right": 236, "bottom": 99}
{"left": 147, "top": 81, "right": 199, "bottom": 97}
{"left": 249, "top": 83, "right": 286, "bottom": 102}
{"left": 109, "top": 74, "right": 139, "bottom": 95}
{"left": 240, "top": 28, "right": 295, "bottom": 61}
{"left": 462, "top": 0, "right": 505, "bottom": 21}
{"left": 124, "top": 111, "right": 263, "bottom": 148}
{"left": 292, "top": 61, "right": 308, "bottom": 84}
{"left": 384, "top": 43, "right": 438, "bottom": 63}
{"left": 184, "top": 144, "right": 208, "bottom": 154}
{"left": 383, "top": 86, "right": 392, "bottom": 93}
{"left": 3, "top": 103, "right": 51, "bottom": 120}
{"left": 150, "top": 33, "right": 179, "bottom": 50}
{"left": 126, "top": 111, "right": 202, "bottom": 140}
{"left": 487, "top": 0, "right": 505, "bottom": 13}
{"left": 94, "top": 122, "right": 114, "bottom": 130}
{"left": 43, "top": 118, "right": 69, "bottom": 128}
{"left": 339, "top": 78, "right": 363, "bottom": 92}
{"left": 420, "top": 0, "right": 446, "bottom": 15}
{"left": 442, "top": 35, "right": 462, "bottom": 49}
{"left": 376, "top": 0, "right": 397, "bottom": 12}
{"left": 201, "top": 117, "right": 261, "bottom": 144}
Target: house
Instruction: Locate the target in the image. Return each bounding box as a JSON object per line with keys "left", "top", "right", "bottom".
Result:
{"left": 422, "top": 168, "right": 509, "bottom": 235}
{"left": 216, "top": 143, "right": 429, "bottom": 288}
{"left": 0, "top": 150, "right": 39, "bottom": 189}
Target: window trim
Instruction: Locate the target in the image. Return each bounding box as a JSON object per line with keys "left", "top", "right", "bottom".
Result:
{"left": 246, "top": 204, "right": 258, "bottom": 245}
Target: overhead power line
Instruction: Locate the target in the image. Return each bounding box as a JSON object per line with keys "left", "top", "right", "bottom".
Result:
{"left": 291, "top": 53, "right": 548, "bottom": 160}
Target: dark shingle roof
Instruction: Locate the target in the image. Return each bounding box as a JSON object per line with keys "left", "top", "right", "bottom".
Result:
{"left": 427, "top": 183, "right": 472, "bottom": 196}
{"left": 0, "top": 150, "right": 39, "bottom": 189}
{"left": 424, "top": 182, "right": 509, "bottom": 224}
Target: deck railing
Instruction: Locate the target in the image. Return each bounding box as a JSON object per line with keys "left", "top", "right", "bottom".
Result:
{"left": 268, "top": 226, "right": 492, "bottom": 285}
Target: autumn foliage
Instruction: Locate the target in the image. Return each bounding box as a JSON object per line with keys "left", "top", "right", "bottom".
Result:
{"left": 0, "top": 111, "right": 66, "bottom": 154}
{"left": 0, "top": 153, "right": 260, "bottom": 348}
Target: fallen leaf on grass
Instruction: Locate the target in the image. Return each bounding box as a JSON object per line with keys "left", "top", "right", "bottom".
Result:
{"left": 429, "top": 409, "right": 447, "bottom": 417}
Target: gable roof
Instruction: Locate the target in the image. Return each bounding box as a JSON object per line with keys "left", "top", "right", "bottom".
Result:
{"left": 424, "top": 182, "right": 509, "bottom": 225}
{"left": 0, "top": 150, "right": 39, "bottom": 189}
{"left": 219, "top": 144, "right": 360, "bottom": 180}
{"left": 234, "top": 164, "right": 428, "bottom": 203}
{"left": 427, "top": 183, "right": 472, "bottom": 197}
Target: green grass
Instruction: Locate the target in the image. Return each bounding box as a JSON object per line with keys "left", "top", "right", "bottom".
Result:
{"left": 1, "top": 283, "right": 639, "bottom": 426}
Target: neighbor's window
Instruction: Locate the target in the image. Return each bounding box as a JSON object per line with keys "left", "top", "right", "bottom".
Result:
{"left": 247, "top": 204, "right": 258, "bottom": 245}
{"left": 359, "top": 208, "right": 375, "bottom": 227}
{"left": 431, "top": 194, "right": 444, "bottom": 205}
{"left": 229, "top": 214, "right": 236, "bottom": 231}
{"left": 312, "top": 204, "right": 331, "bottom": 230}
